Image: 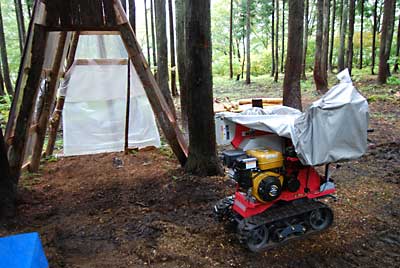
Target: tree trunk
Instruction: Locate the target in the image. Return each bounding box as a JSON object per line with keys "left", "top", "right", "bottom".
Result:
{"left": 271, "top": 0, "right": 275, "bottom": 77}
{"left": 0, "top": 61, "right": 5, "bottom": 96}
{"left": 0, "top": 126, "right": 16, "bottom": 219}
{"left": 155, "top": 0, "right": 176, "bottom": 116}
{"left": 346, "top": 0, "right": 355, "bottom": 74}
{"left": 0, "top": 3, "right": 14, "bottom": 96}
{"left": 245, "top": 0, "right": 251, "bottom": 84}
{"left": 168, "top": 0, "right": 178, "bottom": 96}
{"left": 338, "top": 0, "right": 347, "bottom": 72}
{"left": 280, "top": 0, "right": 285, "bottom": 73}
{"left": 283, "top": 0, "right": 304, "bottom": 111}
{"left": 394, "top": 14, "right": 400, "bottom": 73}
{"left": 274, "top": 0, "right": 279, "bottom": 82}
{"left": 14, "top": 0, "right": 26, "bottom": 54}
{"left": 371, "top": 0, "right": 378, "bottom": 74}
{"left": 150, "top": 0, "right": 157, "bottom": 67}
{"left": 328, "top": 0, "right": 336, "bottom": 72}
{"left": 129, "top": 0, "right": 136, "bottom": 32}
{"left": 176, "top": 0, "right": 187, "bottom": 130}
{"left": 144, "top": 0, "right": 151, "bottom": 66}
{"left": 322, "top": 0, "right": 330, "bottom": 74}
{"left": 359, "top": 0, "right": 364, "bottom": 69}
{"left": 241, "top": 34, "right": 245, "bottom": 79}
{"left": 378, "top": 0, "right": 396, "bottom": 84}
{"left": 301, "top": 0, "right": 309, "bottom": 80}
{"left": 229, "top": 0, "right": 234, "bottom": 79}
{"left": 314, "top": 0, "right": 328, "bottom": 93}
{"left": 184, "top": 0, "right": 222, "bottom": 176}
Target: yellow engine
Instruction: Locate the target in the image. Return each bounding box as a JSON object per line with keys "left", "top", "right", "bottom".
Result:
{"left": 246, "top": 149, "right": 285, "bottom": 203}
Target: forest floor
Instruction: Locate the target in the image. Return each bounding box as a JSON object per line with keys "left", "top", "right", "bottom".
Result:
{"left": 1, "top": 72, "right": 400, "bottom": 267}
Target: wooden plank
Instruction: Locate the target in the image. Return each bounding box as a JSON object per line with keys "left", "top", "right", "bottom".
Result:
{"left": 119, "top": 22, "right": 188, "bottom": 165}
{"left": 58, "top": 0, "right": 72, "bottom": 26}
{"left": 74, "top": 59, "right": 128, "bottom": 65}
{"left": 89, "top": 0, "right": 105, "bottom": 26}
{"left": 79, "top": 0, "right": 92, "bottom": 26}
{"left": 80, "top": 31, "right": 120, "bottom": 35}
{"left": 103, "top": 0, "right": 117, "bottom": 26}
{"left": 44, "top": 0, "right": 60, "bottom": 26}
{"left": 30, "top": 32, "right": 67, "bottom": 172}
{"left": 70, "top": 0, "right": 82, "bottom": 26}
{"left": 45, "top": 25, "right": 120, "bottom": 32}
{"left": 8, "top": 25, "right": 48, "bottom": 182}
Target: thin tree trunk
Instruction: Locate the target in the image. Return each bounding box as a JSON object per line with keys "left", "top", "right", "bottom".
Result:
{"left": 359, "top": 0, "right": 364, "bottom": 69}
{"left": 14, "top": 0, "right": 26, "bottom": 54}
{"left": 280, "top": 0, "right": 285, "bottom": 73}
{"left": 328, "top": 0, "right": 336, "bottom": 72}
{"left": 155, "top": 0, "right": 176, "bottom": 116}
{"left": 144, "top": 0, "right": 151, "bottom": 66}
{"left": 0, "top": 3, "right": 14, "bottom": 96}
{"left": 129, "top": 0, "right": 136, "bottom": 32}
{"left": 0, "top": 61, "right": 5, "bottom": 96}
{"left": 378, "top": 0, "right": 396, "bottom": 84}
{"left": 346, "top": 0, "right": 355, "bottom": 74}
{"left": 283, "top": 0, "right": 304, "bottom": 111}
{"left": 175, "top": 0, "right": 187, "bottom": 130}
{"left": 394, "top": 15, "right": 400, "bottom": 73}
{"left": 274, "top": 0, "right": 279, "bottom": 82}
{"left": 338, "top": 0, "right": 347, "bottom": 72}
{"left": 245, "top": 0, "right": 251, "bottom": 84}
{"left": 271, "top": 0, "right": 275, "bottom": 77}
{"left": 0, "top": 126, "right": 16, "bottom": 218}
{"left": 150, "top": 0, "right": 157, "bottom": 68}
{"left": 314, "top": 0, "right": 328, "bottom": 93}
{"left": 184, "top": 0, "right": 222, "bottom": 176}
{"left": 322, "top": 0, "right": 330, "bottom": 73}
{"left": 302, "top": 0, "right": 309, "bottom": 80}
{"left": 371, "top": 0, "right": 378, "bottom": 74}
{"left": 229, "top": 0, "right": 234, "bottom": 79}
{"left": 168, "top": 0, "right": 178, "bottom": 96}
{"left": 241, "top": 34, "right": 245, "bottom": 79}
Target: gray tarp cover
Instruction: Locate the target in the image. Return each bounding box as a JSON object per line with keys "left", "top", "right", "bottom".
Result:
{"left": 219, "top": 69, "right": 369, "bottom": 166}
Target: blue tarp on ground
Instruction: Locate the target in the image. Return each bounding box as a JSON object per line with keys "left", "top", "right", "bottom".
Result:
{"left": 0, "top": 232, "right": 48, "bottom": 268}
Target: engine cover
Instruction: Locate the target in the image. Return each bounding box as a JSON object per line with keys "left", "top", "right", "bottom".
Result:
{"left": 252, "top": 171, "right": 284, "bottom": 202}
{"left": 246, "top": 149, "right": 284, "bottom": 171}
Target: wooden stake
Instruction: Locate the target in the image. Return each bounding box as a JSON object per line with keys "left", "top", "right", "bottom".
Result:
{"left": 124, "top": 60, "right": 131, "bottom": 154}
{"left": 45, "top": 32, "right": 80, "bottom": 157}
{"left": 8, "top": 25, "right": 48, "bottom": 181}
{"left": 29, "top": 32, "right": 67, "bottom": 172}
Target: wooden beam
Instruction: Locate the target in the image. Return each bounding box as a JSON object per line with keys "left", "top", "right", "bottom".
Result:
{"left": 118, "top": 22, "right": 188, "bottom": 166}
{"left": 44, "top": 26, "right": 120, "bottom": 32}
{"left": 46, "top": 32, "right": 80, "bottom": 156}
{"left": 8, "top": 25, "right": 48, "bottom": 182}
{"left": 29, "top": 32, "right": 67, "bottom": 172}
{"left": 79, "top": 31, "right": 120, "bottom": 35}
{"left": 74, "top": 59, "right": 128, "bottom": 65}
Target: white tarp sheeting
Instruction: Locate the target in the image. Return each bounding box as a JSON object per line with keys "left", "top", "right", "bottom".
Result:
{"left": 218, "top": 69, "right": 369, "bottom": 166}
{"left": 60, "top": 35, "right": 161, "bottom": 156}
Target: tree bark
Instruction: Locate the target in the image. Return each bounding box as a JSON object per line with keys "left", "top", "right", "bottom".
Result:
{"left": 313, "top": 0, "right": 328, "bottom": 93}
{"left": 14, "top": 0, "right": 26, "bottom": 54}
{"left": 338, "top": 0, "right": 347, "bottom": 72}
{"left": 346, "top": 0, "right": 355, "bottom": 74}
{"left": 175, "top": 0, "right": 187, "bottom": 130}
{"left": 394, "top": 15, "right": 400, "bottom": 73}
{"left": 378, "top": 0, "right": 396, "bottom": 84}
{"left": 271, "top": 0, "right": 275, "bottom": 77}
{"left": 0, "top": 126, "right": 16, "bottom": 219}
{"left": 0, "top": 2, "right": 14, "bottom": 96}
{"left": 283, "top": 0, "right": 304, "bottom": 111}
{"left": 150, "top": 0, "right": 157, "bottom": 67}
{"left": 184, "top": 0, "right": 222, "bottom": 176}
{"left": 168, "top": 0, "right": 178, "bottom": 96}
{"left": 280, "top": 0, "right": 285, "bottom": 73}
{"left": 371, "top": 0, "right": 378, "bottom": 75}
{"left": 322, "top": 0, "right": 330, "bottom": 74}
{"left": 328, "top": 0, "right": 336, "bottom": 72}
{"left": 301, "top": 0, "right": 309, "bottom": 80}
{"left": 274, "top": 0, "right": 279, "bottom": 82}
{"left": 144, "top": 0, "right": 151, "bottom": 66}
{"left": 155, "top": 0, "right": 176, "bottom": 116}
{"left": 229, "top": 0, "right": 234, "bottom": 79}
{"left": 129, "top": 0, "right": 136, "bottom": 32}
{"left": 359, "top": 0, "right": 364, "bottom": 69}
{"left": 245, "top": 0, "right": 251, "bottom": 84}
{"left": 0, "top": 61, "right": 5, "bottom": 96}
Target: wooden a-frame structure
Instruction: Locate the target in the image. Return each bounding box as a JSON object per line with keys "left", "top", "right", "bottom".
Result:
{"left": 4, "top": 0, "right": 188, "bottom": 180}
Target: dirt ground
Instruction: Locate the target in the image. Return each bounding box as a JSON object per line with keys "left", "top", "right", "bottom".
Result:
{"left": 1, "top": 78, "right": 399, "bottom": 267}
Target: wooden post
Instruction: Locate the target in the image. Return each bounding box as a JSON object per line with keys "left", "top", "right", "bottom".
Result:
{"left": 124, "top": 60, "right": 131, "bottom": 154}
{"left": 0, "top": 126, "right": 16, "bottom": 218}
{"left": 118, "top": 22, "right": 188, "bottom": 166}
{"left": 45, "top": 32, "right": 80, "bottom": 157}
{"left": 29, "top": 32, "right": 67, "bottom": 172}
{"left": 8, "top": 25, "right": 48, "bottom": 182}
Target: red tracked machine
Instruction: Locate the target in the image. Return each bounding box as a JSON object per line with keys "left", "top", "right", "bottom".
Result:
{"left": 214, "top": 124, "right": 337, "bottom": 252}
